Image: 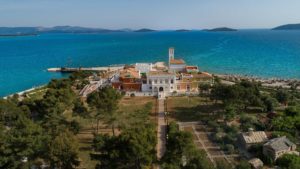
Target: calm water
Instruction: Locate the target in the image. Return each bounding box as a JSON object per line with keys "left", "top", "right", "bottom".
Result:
{"left": 1, "top": 30, "right": 300, "bottom": 97}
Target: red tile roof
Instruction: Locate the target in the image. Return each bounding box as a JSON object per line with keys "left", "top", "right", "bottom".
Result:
{"left": 170, "top": 59, "right": 185, "bottom": 64}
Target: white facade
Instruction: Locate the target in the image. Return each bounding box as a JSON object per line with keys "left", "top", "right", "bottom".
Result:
{"left": 169, "top": 64, "right": 186, "bottom": 72}
{"left": 142, "top": 72, "right": 176, "bottom": 96}
{"left": 135, "top": 63, "right": 153, "bottom": 73}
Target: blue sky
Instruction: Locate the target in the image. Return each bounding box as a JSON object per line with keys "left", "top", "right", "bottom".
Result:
{"left": 0, "top": 0, "right": 300, "bottom": 29}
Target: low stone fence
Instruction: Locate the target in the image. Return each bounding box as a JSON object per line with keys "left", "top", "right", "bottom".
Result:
{"left": 125, "top": 92, "right": 156, "bottom": 97}
{"left": 169, "top": 92, "right": 199, "bottom": 97}
{"left": 124, "top": 91, "right": 199, "bottom": 97}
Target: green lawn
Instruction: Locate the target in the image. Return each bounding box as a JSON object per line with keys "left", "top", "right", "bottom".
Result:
{"left": 119, "top": 96, "right": 157, "bottom": 122}
{"left": 166, "top": 96, "right": 222, "bottom": 122}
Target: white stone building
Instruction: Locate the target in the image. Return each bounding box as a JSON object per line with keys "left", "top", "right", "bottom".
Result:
{"left": 142, "top": 71, "right": 176, "bottom": 97}
{"left": 263, "top": 136, "right": 299, "bottom": 160}
{"left": 238, "top": 129, "right": 268, "bottom": 149}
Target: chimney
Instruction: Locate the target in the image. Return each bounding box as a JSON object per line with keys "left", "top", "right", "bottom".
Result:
{"left": 248, "top": 128, "right": 254, "bottom": 136}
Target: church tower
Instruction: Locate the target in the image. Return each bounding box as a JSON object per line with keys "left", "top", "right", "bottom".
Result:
{"left": 169, "top": 47, "right": 175, "bottom": 65}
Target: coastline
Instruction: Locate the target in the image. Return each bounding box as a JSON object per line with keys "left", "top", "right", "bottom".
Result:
{"left": 3, "top": 85, "right": 45, "bottom": 99}
{"left": 3, "top": 71, "right": 300, "bottom": 99}
{"left": 0, "top": 33, "right": 38, "bottom": 37}
{"left": 215, "top": 73, "right": 300, "bottom": 89}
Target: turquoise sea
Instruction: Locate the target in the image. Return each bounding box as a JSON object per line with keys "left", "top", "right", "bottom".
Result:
{"left": 1, "top": 30, "right": 300, "bottom": 97}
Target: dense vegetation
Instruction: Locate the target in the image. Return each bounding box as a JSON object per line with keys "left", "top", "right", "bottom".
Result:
{"left": 0, "top": 76, "right": 83, "bottom": 169}
{"left": 276, "top": 154, "right": 300, "bottom": 169}
{"left": 1, "top": 71, "right": 157, "bottom": 169}
{"left": 1, "top": 72, "right": 300, "bottom": 169}
{"left": 208, "top": 80, "right": 300, "bottom": 137}
{"left": 91, "top": 94, "right": 157, "bottom": 169}
{"left": 202, "top": 78, "right": 300, "bottom": 167}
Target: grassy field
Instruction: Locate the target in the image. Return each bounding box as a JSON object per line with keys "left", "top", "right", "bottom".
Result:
{"left": 166, "top": 96, "right": 222, "bottom": 122}
{"left": 24, "top": 86, "right": 48, "bottom": 100}
{"left": 119, "top": 96, "right": 157, "bottom": 114}
{"left": 76, "top": 96, "right": 156, "bottom": 169}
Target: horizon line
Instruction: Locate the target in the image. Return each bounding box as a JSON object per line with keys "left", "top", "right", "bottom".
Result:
{"left": 2, "top": 23, "right": 300, "bottom": 30}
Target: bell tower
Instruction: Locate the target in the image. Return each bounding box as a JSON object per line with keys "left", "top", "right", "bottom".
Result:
{"left": 169, "top": 47, "right": 174, "bottom": 65}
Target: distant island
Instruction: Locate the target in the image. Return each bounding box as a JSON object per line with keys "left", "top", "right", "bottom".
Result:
{"left": 204, "top": 27, "right": 237, "bottom": 32}
{"left": 0, "top": 26, "right": 125, "bottom": 35}
{"left": 134, "top": 28, "right": 156, "bottom": 32}
{"left": 0, "top": 26, "right": 160, "bottom": 35}
{"left": 272, "top": 23, "right": 300, "bottom": 30}
{"left": 175, "top": 29, "right": 190, "bottom": 32}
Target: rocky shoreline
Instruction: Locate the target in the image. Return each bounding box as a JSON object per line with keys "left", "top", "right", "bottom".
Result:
{"left": 215, "top": 74, "right": 300, "bottom": 89}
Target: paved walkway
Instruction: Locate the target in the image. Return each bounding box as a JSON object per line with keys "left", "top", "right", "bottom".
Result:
{"left": 156, "top": 99, "right": 167, "bottom": 160}
{"left": 192, "top": 125, "right": 215, "bottom": 166}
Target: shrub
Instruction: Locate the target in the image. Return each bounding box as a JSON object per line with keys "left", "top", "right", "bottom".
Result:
{"left": 224, "top": 144, "right": 235, "bottom": 154}
{"left": 276, "top": 154, "right": 300, "bottom": 168}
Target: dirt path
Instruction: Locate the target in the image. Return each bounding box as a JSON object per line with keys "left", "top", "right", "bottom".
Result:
{"left": 156, "top": 99, "right": 166, "bottom": 160}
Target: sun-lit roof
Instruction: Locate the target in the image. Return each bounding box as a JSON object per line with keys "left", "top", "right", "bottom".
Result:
{"left": 170, "top": 59, "right": 185, "bottom": 65}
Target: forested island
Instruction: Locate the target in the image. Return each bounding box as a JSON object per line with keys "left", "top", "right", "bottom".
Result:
{"left": 175, "top": 29, "right": 190, "bottom": 32}
{"left": 204, "top": 27, "right": 237, "bottom": 32}
{"left": 134, "top": 28, "right": 156, "bottom": 32}
{"left": 272, "top": 23, "right": 300, "bottom": 30}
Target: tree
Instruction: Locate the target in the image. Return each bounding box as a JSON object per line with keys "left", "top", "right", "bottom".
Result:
{"left": 199, "top": 83, "right": 210, "bottom": 94}
{"left": 210, "top": 80, "right": 263, "bottom": 110}
{"left": 276, "top": 154, "right": 300, "bottom": 169}
{"left": 235, "top": 160, "right": 251, "bottom": 169}
{"left": 216, "top": 160, "right": 233, "bottom": 169}
{"left": 0, "top": 99, "right": 25, "bottom": 127}
{"left": 92, "top": 123, "right": 156, "bottom": 169}
{"left": 87, "top": 87, "right": 122, "bottom": 135}
{"left": 48, "top": 78, "right": 72, "bottom": 89}
{"left": 224, "top": 105, "right": 237, "bottom": 120}
{"left": 69, "top": 71, "right": 93, "bottom": 82}
{"left": 272, "top": 116, "right": 296, "bottom": 132}
{"left": 0, "top": 116, "right": 47, "bottom": 169}
{"left": 262, "top": 96, "right": 277, "bottom": 112}
{"left": 284, "top": 106, "right": 300, "bottom": 117}
{"left": 35, "top": 87, "right": 76, "bottom": 118}
{"left": 183, "top": 150, "right": 214, "bottom": 169}
{"left": 72, "top": 98, "right": 89, "bottom": 118}
{"left": 42, "top": 113, "right": 81, "bottom": 136}
{"left": 47, "top": 130, "right": 80, "bottom": 169}
{"left": 276, "top": 88, "right": 290, "bottom": 106}
{"left": 199, "top": 83, "right": 211, "bottom": 104}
